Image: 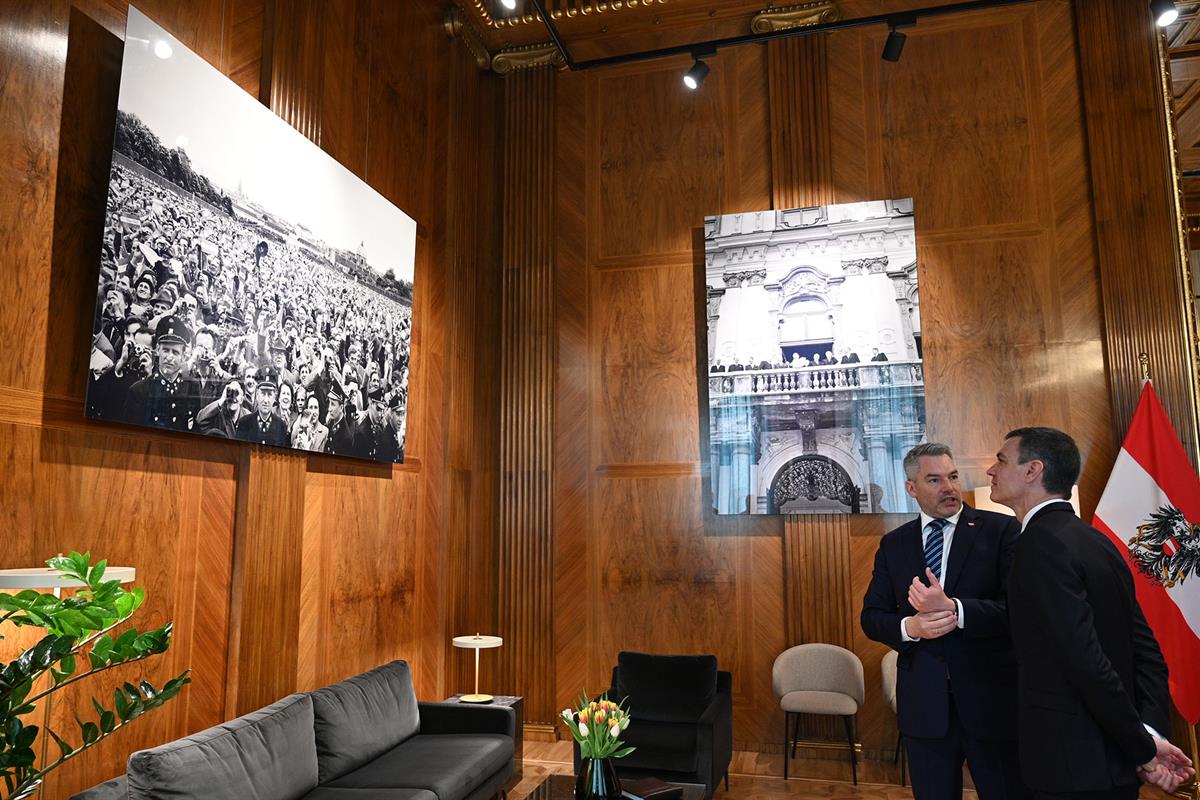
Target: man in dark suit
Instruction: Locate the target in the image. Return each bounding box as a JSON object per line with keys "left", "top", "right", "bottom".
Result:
{"left": 986, "top": 427, "right": 1193, "bottom": 799}
{"left": 862, "top": 443, "right": 1025, "bottom": 800}
{"left": 871, "top": 347, "right": 889, "bottom": 362}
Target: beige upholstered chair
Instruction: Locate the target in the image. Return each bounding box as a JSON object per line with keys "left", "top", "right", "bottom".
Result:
{"left": 881, "top": 650, "right": 906, "bottom": 786}
{"left": 772, "top": 643, "right": 865, "bottom": 783}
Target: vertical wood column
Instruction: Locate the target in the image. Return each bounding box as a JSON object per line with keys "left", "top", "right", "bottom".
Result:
{"left": 770, "top": 33, "right": 849, "bottom": 745}
{"left": 768, "top": 32, "right": 848, "bottom": 650}
{"left": 259, "top": 0, "right": 325, "bottom": 142}
{"left": 226, "top": 448, "right": 307, "bottom": 716}
{"left": 1076, "top": 0, "right": 1200, "bottom": 454}
{"left": 225, "top": 1, "right": 323, "bottom": 717}
{"left": 498, "top": 67, "right": 556, "bottom": 725}
{"left": 768, "top": 35, "right": 835, "bottom": 210}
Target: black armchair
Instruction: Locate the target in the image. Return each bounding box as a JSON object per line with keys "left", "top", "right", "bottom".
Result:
{"left": 572, "top": 652, "right": 732, "bottom": 798}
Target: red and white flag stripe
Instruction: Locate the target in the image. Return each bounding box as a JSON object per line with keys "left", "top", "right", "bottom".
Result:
{"left": 1093, "top": 383, "right": 1200, "bottom": 724}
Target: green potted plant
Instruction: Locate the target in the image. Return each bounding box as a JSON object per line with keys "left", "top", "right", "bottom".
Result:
{"left": 0, "top": 552, "right": 189, "bottom": 799}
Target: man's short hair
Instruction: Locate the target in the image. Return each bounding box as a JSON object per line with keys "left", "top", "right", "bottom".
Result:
{"left": 1005, "top": 427, "right": 1080, "bottom": 498}
{"left": 903, "top": 442, "right": 955, "bottom": 479}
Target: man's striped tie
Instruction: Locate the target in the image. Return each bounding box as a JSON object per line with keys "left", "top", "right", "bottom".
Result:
{"left": 924, "top": 518, "right": 949, "bottom": 580}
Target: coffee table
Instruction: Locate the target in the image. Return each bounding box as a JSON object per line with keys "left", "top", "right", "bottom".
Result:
{"left": 524, "top": 774, "right": 707, "bottom": 800}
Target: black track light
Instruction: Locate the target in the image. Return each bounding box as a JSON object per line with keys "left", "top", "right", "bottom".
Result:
{"left": 882, "top": 28, "right": 906, "bottom": 62}
{"left": 683, "top": 59, "right": 710, "bottom": 90}
{"left": 1152, "top": 0, "right": 1179, "bottom": 27}
{"left": 881, "top": 14, "right": 917, "bottom": 63}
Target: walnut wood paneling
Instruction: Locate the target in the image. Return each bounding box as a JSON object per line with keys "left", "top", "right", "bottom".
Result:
{"left": 0, "top": 423, "right": 238, "bottom": 799}
{"left": 498, "top": 67, "right": 557, "bottom": 724}
{"left": 1075, "top": 0, "right": 1200, "bottom": 457}
{"left": 783, "top": 516, "right": 851, "bottom": 649}
{"left": 445, "top": 42, "right": 504, "bottom": 699}
{"left": 262, "top": 0, "right": 324, "bottom": 142}
{"left": 769, "top": 35, "right": 835, "bottom": 210}
{"left": 226, "top": 447, "right": 306, "bottom": 716}
{"left": 2, "top": 0, "right": 487, "bottom": 793}
{"left": 518, "top": 0, "right": 1153, "bottom": 767}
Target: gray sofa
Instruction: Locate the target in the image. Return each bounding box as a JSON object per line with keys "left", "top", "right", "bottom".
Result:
{"left": 72, "top": 660, "right": 514, "bottom": 800}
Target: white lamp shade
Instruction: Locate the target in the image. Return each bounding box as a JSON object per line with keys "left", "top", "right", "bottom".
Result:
{"left": 0, "top": 566, "right": 136, "bottom": 590}
{"left": 452, "top": 634, "right": 503, "bottom": 649}
{"left": 972, "top": 485, "right": 1080, "bottom": 516}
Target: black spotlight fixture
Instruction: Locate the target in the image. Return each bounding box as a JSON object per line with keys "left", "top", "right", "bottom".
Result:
{"left": 1152, "top": 0, "right": 1179, "bottom": 27}
{"left": 881, "top": 14, "right": 917, "bottom": 63}
{"left": 683, "top": 46, "right": 716, "bottom": 90}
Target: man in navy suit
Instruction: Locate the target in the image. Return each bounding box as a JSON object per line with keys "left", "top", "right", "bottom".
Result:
{"left": 861, "top": 443, "right": 1026, "bottom": 800}
{"left": 988, "top": 427, "right": 1192, "bottom": 799}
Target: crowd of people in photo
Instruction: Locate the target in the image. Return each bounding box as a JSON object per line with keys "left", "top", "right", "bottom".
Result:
{"left": 709, "top": 346, "right": 892, "bottom": 373}
{"left": 87, "top": 162, "right": 412, "bottom": 463}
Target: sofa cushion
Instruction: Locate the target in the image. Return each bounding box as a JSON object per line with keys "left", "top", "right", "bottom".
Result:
{"left": 617, "top": 652, "right": 717, "bottom": 723}
{"left": 68, "top": 775, "right": 127, "bottom": 800}
{"left": 302, "top": 789, "right": 438, "bottom": 800}
{"left": 311, "top": 660, "right": 421, "bottom": 783}
{"left": 126, "top": 693, "right": 318, "bottom": 800}
{"left": 327, "top": 734, "right": 512, "bottom": 797}
{"left": 616, "top": 719, "right": 699, "bottom": 774}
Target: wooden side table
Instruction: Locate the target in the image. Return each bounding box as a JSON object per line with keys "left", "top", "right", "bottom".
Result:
{"left": 446, "top": 693, "right": 523, "bottom": 785}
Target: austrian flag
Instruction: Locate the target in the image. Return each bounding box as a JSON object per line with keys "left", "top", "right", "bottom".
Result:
{"left": 1094, "top": 383, "right": 1200, "bottom": 724}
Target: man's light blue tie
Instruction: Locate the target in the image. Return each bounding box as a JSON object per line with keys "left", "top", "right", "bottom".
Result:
{"left": 924, "top": 518, "right": 949, "bottom": 580}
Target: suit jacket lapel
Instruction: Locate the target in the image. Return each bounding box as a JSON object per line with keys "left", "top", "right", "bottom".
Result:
{"left": 942, "top": 504, "right": 978, "bottom": 595}
{"left": 901, "top": 518, "right": 926, "bottom": 586}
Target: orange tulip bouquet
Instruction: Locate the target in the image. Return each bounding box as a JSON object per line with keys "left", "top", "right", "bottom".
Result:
{"left": 560, "top": 694, "right": 635, "bottom": 799}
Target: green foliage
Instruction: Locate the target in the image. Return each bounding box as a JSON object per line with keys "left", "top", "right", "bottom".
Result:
{"left": 113, "top": 111, "right": 234, "bottom": 215}
{"left": 0, "top": 553, "right": 189, "bottom": 799}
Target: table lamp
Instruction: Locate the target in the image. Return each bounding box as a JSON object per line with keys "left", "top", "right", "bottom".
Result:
{"left": 452, "top": 633, "right": 503, "bottom": 704}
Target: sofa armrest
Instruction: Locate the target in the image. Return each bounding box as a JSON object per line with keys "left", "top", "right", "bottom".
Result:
{"left": 418, "top": 701, "right": 515, "bottom": 737}
{"left": 69, "top": 774, "right": 127, "bottom": 800}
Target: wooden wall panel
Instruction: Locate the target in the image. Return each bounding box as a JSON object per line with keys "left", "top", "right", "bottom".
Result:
{"left": 1075, "top": 0, "right": 1200, "bottom": 457}
{"left": 497, "top": 68, "right": 557, "bottom": 724}
{"left": 769, "top": 35, "right": 835, "bottom": 210}
{"left": 519, "top": 0, "right": 1157, "bottom": 768}
{"left": 0, "top": 0, "right": 489, "bottom": 793}
{"left": 445, "top": 42, "right": 504, "bottom": 700}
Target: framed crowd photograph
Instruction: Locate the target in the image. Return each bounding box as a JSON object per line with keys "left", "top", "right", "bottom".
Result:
{"left": 86, "top": 6, "right": 418, "bottom": 464}
{"left": 703, "top": 200, "right": 926, "bottom": 515}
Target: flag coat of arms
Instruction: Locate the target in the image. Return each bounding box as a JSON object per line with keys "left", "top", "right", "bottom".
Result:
{"left": 1093, "top": 383, "right": 1200, "bottom": 724}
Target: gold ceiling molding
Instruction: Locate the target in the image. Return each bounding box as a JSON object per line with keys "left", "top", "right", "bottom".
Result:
{"left": 468, "top": 0, "right": 669, "bottom": 30}
{"left": 492, "top": 42, "right": 567, "bottom": 73}
{"left": 443, "top": 6, "right": 491, "bottom": 69}
{"left": 751, "top": 0, "right": 840, "bottom": 33}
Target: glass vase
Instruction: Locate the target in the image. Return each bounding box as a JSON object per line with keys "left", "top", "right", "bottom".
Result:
{"left": 575, "top": 756, "right": 621, "bottom": 799}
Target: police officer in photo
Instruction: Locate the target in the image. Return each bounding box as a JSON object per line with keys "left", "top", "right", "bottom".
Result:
{"left": 324, "top": 387, "right": 358, "bottom": 457}
{"left": 123, "top": 315, "right": 201, "bottom": 432}
{"left": 234, "top": 364, "right": 290, "bottom": 447}
{"left": 354, "top": 387, "right": 398, "bottom": 462}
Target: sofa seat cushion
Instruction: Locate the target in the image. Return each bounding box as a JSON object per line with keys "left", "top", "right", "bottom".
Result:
{"left": 312, "top": 660, "right": 422, "bottom": 783}
{"left": 302, "top": 789, "right": 438, "bottom": 800}
{"left": 615, "top": 720, "right": 698, "bottom": 774}
{"left": 127, "top": 693, "right": 318, "bottom": 800}
{"left": 327, "top": 734, "right": 513, "bottom": 797}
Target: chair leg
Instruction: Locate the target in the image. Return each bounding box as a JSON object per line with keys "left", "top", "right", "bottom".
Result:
{"left": 790, "top": 712, "right": 799, "bottom": 760}
{"left": 724, "top": 770, "right": 729, "bottom": 791}
{"left": 783, "top": 712, "right": 790, "bottom": 780}
{"left": 843, "top": 715, "right": 857, "bottom": 786}
{"left": 893, "top": 731, "right": 901, "bottom": 765}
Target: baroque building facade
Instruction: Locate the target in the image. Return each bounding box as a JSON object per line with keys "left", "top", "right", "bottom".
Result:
{"left": 704, "top": 201, "right": 926, "bottom": 514}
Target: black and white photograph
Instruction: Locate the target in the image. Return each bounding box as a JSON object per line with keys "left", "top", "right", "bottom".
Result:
{"left": 86, "top": 7, "right": 418, "bottom": 463}
{"left": 704, "top": 200, "right": 926, "bottom": 514}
